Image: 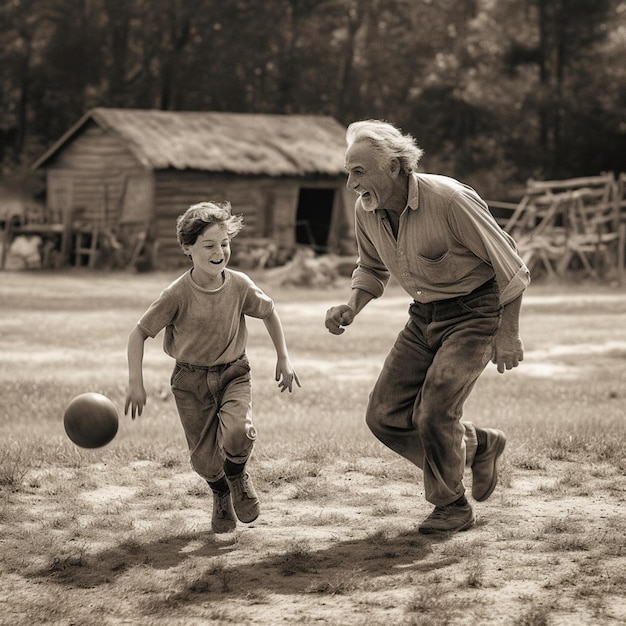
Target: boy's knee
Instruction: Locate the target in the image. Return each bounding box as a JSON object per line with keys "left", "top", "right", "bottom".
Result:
{"left": 222, "top": 428, "right": 254, "bottom": 460}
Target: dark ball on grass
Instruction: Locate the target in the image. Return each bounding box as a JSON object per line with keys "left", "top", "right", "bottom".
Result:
{"left": 63, "top": 392, "right": 119, "bottom": 449}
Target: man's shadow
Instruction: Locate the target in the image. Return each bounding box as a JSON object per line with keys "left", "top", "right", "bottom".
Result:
{"left": 30, "top": 525, "right": 461, "bottom": 602}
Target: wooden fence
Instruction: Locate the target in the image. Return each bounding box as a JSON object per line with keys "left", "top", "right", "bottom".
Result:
{"left": 490, "top": 172, "right": 626, "bottom": 282}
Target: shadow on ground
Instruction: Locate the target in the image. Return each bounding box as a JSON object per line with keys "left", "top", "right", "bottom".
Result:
{"left": 29, "top": 526, "right": 457, "bottom": 601}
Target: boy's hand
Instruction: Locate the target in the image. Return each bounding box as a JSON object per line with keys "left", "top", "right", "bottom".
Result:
{"left": 125, "top": 384, "right": 147, "bottom": 419}
{"left": 275, "top": 359, "right": 301, "bottom": 393}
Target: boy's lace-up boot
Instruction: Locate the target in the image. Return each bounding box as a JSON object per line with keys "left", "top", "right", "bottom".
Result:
{"left": 226, "top": 472, "right": 260, "bottom": 523}
{"left": 212, "top": 490, "right": 236, "bottom": 533}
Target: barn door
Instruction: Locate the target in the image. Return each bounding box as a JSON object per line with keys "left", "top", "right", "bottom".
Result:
{"left": 116, "top": 174, "right": 155, "bottom": 270}
{"left": 119, "top": 174, "right": 154, "bottom": 225}
{"left": 47, "top": 171, "right": 74, "bottom": 224}
{"left": 295, "top": 187, "right": 335, "bottom": 252}
{"left": 46, "top": 171, "right": 75, "bottom": 264}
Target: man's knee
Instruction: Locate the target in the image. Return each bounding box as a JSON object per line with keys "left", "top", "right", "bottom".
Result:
{"left": 365, "top": 407, "right": 380, "bottom": 435}
{"left": 415, "top": 408, "right": 437, "bottom": 445}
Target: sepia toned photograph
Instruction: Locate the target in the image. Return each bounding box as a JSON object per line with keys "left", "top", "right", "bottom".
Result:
{"left": 1, "top": 1, "right": 625, "bottom": 624}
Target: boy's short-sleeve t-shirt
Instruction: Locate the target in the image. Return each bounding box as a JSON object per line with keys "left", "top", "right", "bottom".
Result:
{"left": 137, "top": 268, "right": 274, "bottom": 366}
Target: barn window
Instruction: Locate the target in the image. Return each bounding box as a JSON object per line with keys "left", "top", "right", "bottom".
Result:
{"left": 295, "top": 188, "right": 334, "bottom": 252}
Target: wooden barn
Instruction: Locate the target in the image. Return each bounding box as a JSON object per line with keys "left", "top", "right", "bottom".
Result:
{"left": 29, "top": 108, "right": 355, "bottom": 270}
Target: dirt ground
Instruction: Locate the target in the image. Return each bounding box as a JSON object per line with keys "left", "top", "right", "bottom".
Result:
{"left": 3, "top": 447, "right": 625, "bottom": 626}
{"left": 2, "top": 281, "right": 626, "bottom": 625}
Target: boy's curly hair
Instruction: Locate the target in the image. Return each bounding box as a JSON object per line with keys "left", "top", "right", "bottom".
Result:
{"left": 176, "top": 201, "right": 244, "bottom": 247}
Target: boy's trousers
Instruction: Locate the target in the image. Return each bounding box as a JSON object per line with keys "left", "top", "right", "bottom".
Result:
{"left": 171, "top": 355, "right": 256, "bottom": 482}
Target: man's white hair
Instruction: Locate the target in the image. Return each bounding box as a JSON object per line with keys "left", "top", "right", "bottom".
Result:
{"left": 346, "top": 120, "right": 424, "bottom": 174}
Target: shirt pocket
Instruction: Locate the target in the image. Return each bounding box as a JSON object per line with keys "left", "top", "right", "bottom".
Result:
{"left": 415, "top": 251, "right": 460, "bottom": 285}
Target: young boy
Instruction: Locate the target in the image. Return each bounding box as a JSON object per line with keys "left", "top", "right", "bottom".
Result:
{"left": 125, "top": 201, "right": 300, "bottom": 533}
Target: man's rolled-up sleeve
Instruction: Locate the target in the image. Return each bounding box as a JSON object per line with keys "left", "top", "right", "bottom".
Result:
{"left": 350, "top": 210, "right": 389, "bottom": 298}
{"left": 449, "top": 189, "right": 530, "bottom": 306}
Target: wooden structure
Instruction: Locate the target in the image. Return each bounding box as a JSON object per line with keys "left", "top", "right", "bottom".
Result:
{"left": 493, "top": 173, "right": 626, "bottom": 281}
{"left": 27, "top": 108, "right": 355, "bottom": 270}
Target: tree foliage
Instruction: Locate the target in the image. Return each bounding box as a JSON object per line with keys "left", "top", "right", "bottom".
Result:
{"left": 1, "top": 0, "right": 625, "bottom": 197}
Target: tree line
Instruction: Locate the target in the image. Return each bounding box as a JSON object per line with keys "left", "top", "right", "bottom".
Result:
{"left": 2, "top": 0, "right": 625, "bottom": 199}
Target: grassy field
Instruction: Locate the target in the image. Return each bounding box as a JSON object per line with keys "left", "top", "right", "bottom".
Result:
{"left": 1, "top": 269, "right": 625, "bottom": 625}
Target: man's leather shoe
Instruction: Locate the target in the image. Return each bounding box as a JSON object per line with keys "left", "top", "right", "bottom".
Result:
{"left": 418, "top": 502, "right": 475, "bottom": 534}
{"left": 472, "top": 428, "right": 506, "bottom": 501}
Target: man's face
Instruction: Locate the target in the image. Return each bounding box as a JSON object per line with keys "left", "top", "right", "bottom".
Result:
{"left": 345, "top": 140, "right": 396, "bottom": 212}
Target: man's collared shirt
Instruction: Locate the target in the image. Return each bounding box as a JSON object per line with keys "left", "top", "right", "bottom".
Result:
{"left": 351, "top": 173, "right": 530, "bottom": 305}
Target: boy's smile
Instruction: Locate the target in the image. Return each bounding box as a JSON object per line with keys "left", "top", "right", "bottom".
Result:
{"left": 183, "top": 223, "right": 231, "bottom": 288}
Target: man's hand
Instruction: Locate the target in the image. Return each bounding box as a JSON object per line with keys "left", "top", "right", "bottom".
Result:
{"left": 492, "top": 330, "right": 524, "bottom": 373}
{"left": 325, "top": 304, "right": 355, "bottom": 335}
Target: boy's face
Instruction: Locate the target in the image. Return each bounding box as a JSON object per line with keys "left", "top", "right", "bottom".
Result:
{"left": 183, "top": 223, "right": 231, "bottom": 284}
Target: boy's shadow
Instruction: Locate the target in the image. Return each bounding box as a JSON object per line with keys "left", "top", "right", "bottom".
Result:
{"left": 31, "top": 525, "right": 460, "bottom": 599}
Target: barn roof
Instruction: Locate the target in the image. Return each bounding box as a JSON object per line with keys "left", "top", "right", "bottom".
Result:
{"left": 32, "top": 108, "right": 348, "bottom": 176}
